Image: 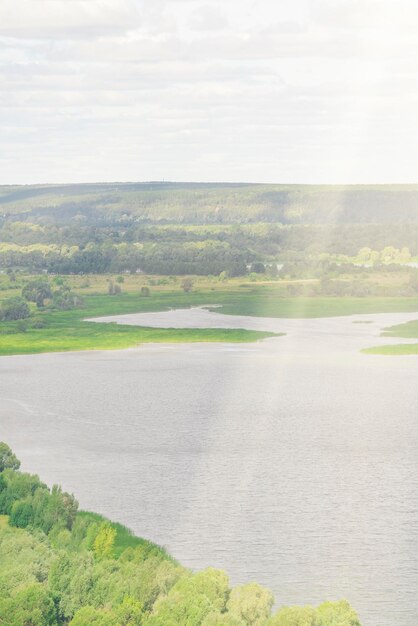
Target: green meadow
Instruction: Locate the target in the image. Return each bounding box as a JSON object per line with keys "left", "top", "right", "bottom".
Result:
{"left": 0, "top": 289, "right": 280, "bottom": 356}
{"left": 381, "top": 319, "right": 418, "bottom": 338}
{"left": 364, "top": 344, "right": 418, "bottom": 355}
{"left": 0, "top": 303, "right": 278, "bottom": 358}
{"left": 363, "top": 319, "right": 418, "bottom": 355}
{"left": 2, "top": 282, "right": 418, "bottom": 356}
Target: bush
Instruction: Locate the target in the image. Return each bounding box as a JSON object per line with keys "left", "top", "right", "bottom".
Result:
{"left": 30, "top": 317, "right": 47, "bottom": 329}
{"left": 22, "top": 279, "right": 52, "bottom": 308}
{"left": 0, "top": 296, "right": 30, "bottom": 321}
{"left": 16, "top": 319, "right": 29, "bottom": 333}
{"left": 0, "top": 442, "right": 21, "bottom": 472}
{"left": 181, "top": 278, "right": 194, "bottom": 293}
{"left": 0, "top": 584, "right": 58, "bottom": 626}
{"left": 108, "top": 282, "right": 122, "bottom": 295}
{"left": 52, "top": 289, "right": 83, "bottom": 310}
{"left": 250, "top": 262, "right": 266, "bottom": 274}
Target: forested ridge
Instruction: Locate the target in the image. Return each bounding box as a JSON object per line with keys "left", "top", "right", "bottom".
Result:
{"left": 1, "top": 182, "right": 418, "bottom": 276}
{"left": 0, "top": 442, "right": 361, "bottom": 626}
{"left": 2, "top": 182, "right": 418, "bottom": 225}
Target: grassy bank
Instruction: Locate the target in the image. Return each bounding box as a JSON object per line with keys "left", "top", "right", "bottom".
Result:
{"left": 76, "top": 511, "right": 176, "bottom": 561}
{"left": 203, "top": 292, "right": 418, "bottom": 318}
{"left": 0, "top": 315, "right": 276, "bottom": 357}
{"left": 0, "top": 290, "right": 280, "bottom": 356}
{"left": 363, "top": 319, "right": 418, "bottom": 355}
{"left": 66, "top": 284, "right": 418, "bottom": 320}
{"left": 0, "top": 449, "right": 362, "bottom": 625}
{"left": 364, "top": 344, "right": 418, "bottom": 355}
{"left": 2, "top": 281, "right": 418, "bottom": 357}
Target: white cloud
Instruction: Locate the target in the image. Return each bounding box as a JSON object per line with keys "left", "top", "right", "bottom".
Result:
{"left": 188, "top": 5, "right": 229, "bottom": 32}
{"left": 0, "top": 0, "right": 140, "bottom": 39}
{"left": 1, "top": 0, "right": 418, "bottom": 183}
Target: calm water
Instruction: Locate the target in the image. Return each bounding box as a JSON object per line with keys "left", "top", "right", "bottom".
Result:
{"left": 1, "top": 308, "right": 418, "bottom": 626}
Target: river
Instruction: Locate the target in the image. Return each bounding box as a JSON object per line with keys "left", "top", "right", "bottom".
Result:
{"left": 1, "top": 307, "right": 418, "bottom": 626}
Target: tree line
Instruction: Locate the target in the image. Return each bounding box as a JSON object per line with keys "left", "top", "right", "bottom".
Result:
{"left": 0, "top": 278, "right": 82, "bottom": 322}
{"left": 1, "top": 217, "right": 418, "bottom": 277}
{"left": 0, "top": 442, "right": 361, "bottom": 626}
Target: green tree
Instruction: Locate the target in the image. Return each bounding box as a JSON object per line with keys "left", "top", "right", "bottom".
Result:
{"left": 49, "top": 552, "right": 96, "bottom": 619}
{"left": 408, "top": 272, "right": 418, "bottom": 293}
{"left": 0, "top": 296, "right": 30, "bottom": 321}
{"left": 380, "top": 246, "right": 398, "bottom": 264}
{"left": 22, "top": 279, "right": 52, "bottom": 308}
{"left": 181, "top": 278, "right": 194, "bottom": 293}
{"left": 226, "top": 583, "right": 274, "bottom": 626}
{"left": 52, "top": 287, "right": 82, "bottom": 310}
{"left": 6, "top": 267, "right": 17, "bottom": 282}
{"left": 116, "top": 596, "right": 144, "bottom": 625}
{"left": 250, "top": 262, "right": 266, "bottom": 274}
{"left": 0, "top": 584, "right": 58, "bottom": 626}
{"left": 147, "top": 568, "right": 229, "bottom": 626}
{"left": 0, "top": 442, "right": 21, "bottom": 472}
{"left": 69, "top": 606, "right": 116, "bottom": 626}
{"left": 268, "top": 600, "right": 361, "bottom": 626}
{"left": 0, "top": 470, "right": 44, "bottom": 516}
{"left": 93, "top": 523, "right": 117, "bottom": 559}
{"left": 316, "top": 600, "right": 361, "bottom": 626}
{"left": 268, "top": 605, "right": 316, "bottom": 625}
{"left": 108, "top": 281, "right": 122, "bottom": 295}
{"left": 41, "top": 485, "right": 78, "bottom": 532}
{"left": 10, "top": 498, "right": 34, "bottom": 527}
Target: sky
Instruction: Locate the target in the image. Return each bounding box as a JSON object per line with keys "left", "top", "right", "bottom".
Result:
{"left": 1, "top": 0, "right": 418, "bottom": 184}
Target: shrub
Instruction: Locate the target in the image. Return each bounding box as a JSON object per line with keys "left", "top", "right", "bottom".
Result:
{"left": 0, "top": 296, "right": 30, "bottom": 321}
{"left": 181, "top": 278, "right": 194, "bottom": 293}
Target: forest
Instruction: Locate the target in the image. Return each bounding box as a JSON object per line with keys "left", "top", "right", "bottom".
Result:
{"left": 0, "top": 442, "right": 361, "bottom": 626}
{"left": 1, "top": 183, "right": 418, "bottom": 276}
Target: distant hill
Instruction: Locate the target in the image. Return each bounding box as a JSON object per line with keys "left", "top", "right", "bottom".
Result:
{"left": 1, "top": 182, "right": 418, "bottom": 224}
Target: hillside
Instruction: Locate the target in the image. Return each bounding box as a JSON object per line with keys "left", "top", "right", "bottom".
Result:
{"left": 2, "top": 182, "right": 418, "bottom": 225}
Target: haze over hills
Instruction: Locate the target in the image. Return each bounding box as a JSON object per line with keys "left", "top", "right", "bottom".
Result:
{"left": 2, "top": 182, "right": 418, "bottom": 225}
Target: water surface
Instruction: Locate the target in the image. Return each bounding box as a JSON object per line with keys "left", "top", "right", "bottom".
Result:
{"left": 1, "top": 308, "right": 418, "bottom": 626}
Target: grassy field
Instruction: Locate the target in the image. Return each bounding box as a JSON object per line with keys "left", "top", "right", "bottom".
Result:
{"left": 363, "top": 319, "right": 418, "bottom": 355}
{"left": 0, "top": 288, "right": 281, "bottom": 356}
{"left": 0, "top": 326, "right": 277, "bottom": 357}
{"left": 2, "top": 277, "right": 418, "bottom": 357}
{"left": 0, "top": 302, "right": 277, "bottom": 357}
{"left": 364, "top": 344, "right": 418, "bottom": 355}
{"left": 0, "top": 515, "right": 8, "bottom": 529}
{"left": 381, "top": 320, "right": 418, "bottom": 338}
{"left": 202, "top": 292, "right": 418, "bottom": 318}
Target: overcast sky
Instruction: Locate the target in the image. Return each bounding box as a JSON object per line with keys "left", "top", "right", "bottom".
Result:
{"left": 1, "top": 0, "right": 418, "bottom": 184}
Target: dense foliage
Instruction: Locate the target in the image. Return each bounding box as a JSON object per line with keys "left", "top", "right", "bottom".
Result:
{"left": 2, "top": 182, "right": 418, "bottom": 224}
{"left": 0, "top": 443, "right": 362, "bottom": 626}
{"left": 0, "top": 295, "right": 30, "bottom": 321}
{"left": 1, "top": 183, "right": 418, "bottom": 275}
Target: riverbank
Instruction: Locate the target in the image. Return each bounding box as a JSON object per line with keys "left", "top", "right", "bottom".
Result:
{"left": 2, "top": 312, "right": 417, "bottom": 625}
{"left": 1, "top": 285, "right": 418, "bottom": 356}
{"left": 363, "top": 319, "right": 418, "bottom": 354}
{"left": 0, "top": 449, "right": 361, "bottom": 625}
